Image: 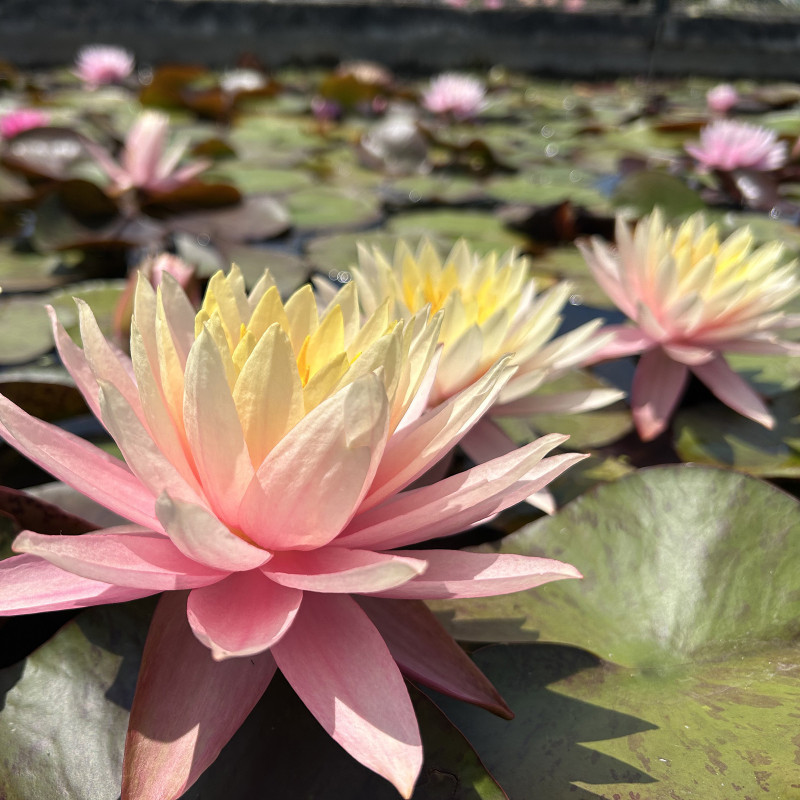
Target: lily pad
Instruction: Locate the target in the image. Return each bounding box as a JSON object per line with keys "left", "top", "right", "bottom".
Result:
{"left": 528, "top": 247, "right": 618, "bottom": 311}
{"left": 286, "top": 186, "right": 382, "bottom": 232}
{"left": 205, "top": 165, "right": 314, "bottom": 194}
{"left": 612, "top": 171, "right": 706, "bottom": 218}
{"left": 0, "top": 367, "right": 88, "bottom": 421}
{"left": 435, "top": 641, "right": 800, "bottom": 800}
{"left": 387, "top": 210, "right": 526, "bottom": 254}
{"left": 673, "top": 394, "right": 800, "bottom": 478}
{"left": 48, "top": 280, "right": 127, "bottom": 344}
{"left": 433, "top": 466, "right": 800, "bottom": 668}
{"left": 0, "top": 298, "right": 54, "bottom": 365}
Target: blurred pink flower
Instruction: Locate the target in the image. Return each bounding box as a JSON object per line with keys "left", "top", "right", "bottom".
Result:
{"left": 88, "top": 110, "right": 210, "bottom": 195}
{"left": 579, "top": 210, "right": 800, "bottom": 440}
{"left": 484, "top": 0, "right": 504, "bottom": 8}
{"left": 564, "top": 0, "right": 585, "bottom": 10}
{"left": 0, "top": 108, "right": 50, "bottom": 139}
{"left": 0, "top": 268, "right": 584, "bottom": 799}
{"left": 422, "top": 73, "right": 487, "bottom": 120}
{"left": 74, "top": 44, "right": 134, "bottom": 89}
{"left": 685, "top": 119, "right": 787, "bottom": 172}
{"left": 706, "top": 83, "right": 739, "bottom": 114}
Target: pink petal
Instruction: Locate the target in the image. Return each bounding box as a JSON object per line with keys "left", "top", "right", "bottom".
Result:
{"left": 662, "top": 342, "right": 716, "bottom": 365}
{"left": 395, "top": 344, "right": 442, "bottom": 432}
{"left": 47, "top": 306, "right": 102, "bottom": 419}
{"left": 631, "top": 347, "right": 689, "bottom": 441}
{"left": 493, "top": 387, "right": 625, "bottom": 416}
{"left": 372, "top": 549, "right": 581, "bottom": 600}
{"left": 123, "top": 591, "right": 277, "bottom": 800}
{"left": 458, "top": 416, "right": 515, "bottom": 463}
{"left": 272, "top": 593, "right": 422, "bottom": 799}
{"left": 357, "top": 596, "right": 512, "bottom": 719}
{"left": 156, "top": 493, "right": 271, "bottom": 572}
{"left": 99, "top": 381, "right": 205, "bottom": 506}
{"left": 362, "top": 357, "right": 516, "bottom": 512}
{"left": 186, "top": 571, "right": 302, "bottom": 659}
{"left": 264, "top": 548, "right": 426, "bottom": 594}
{"left": 13, "top": 528, "right": 227, "bottom": 590}
{"left": 341, "top": 436, "right": 585, "bottom": 550}
{"left": 0, "top": 553, "right": 154, "bottom": 615}
{"left": 0, "top": 394, "right": 160, "bottom": 530}
{"left": 582, "top": 325, "right": 654, "bottom": 363}
{"left": 238, "top": 375, "right": 389, "bottom": 551}
{"left": 692, "top": 354, "right": 774, "bottom": 429}
{"left": 719, "top": 336, "right": 800, "bottom": 356}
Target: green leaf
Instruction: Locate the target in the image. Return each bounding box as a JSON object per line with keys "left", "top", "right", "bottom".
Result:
{"left": 286, "top": 186, "right": 382, "bottom": 231}
{"left": 387, "top": 210, "right": 526, "bottom": 254}
{"left": 435, "top": 642, "right": 800, "bottom": 800}
{"left": 612, "top": 171, "right": 706, "bottom": 218}
{"left": 0, "top": 298, "right": 54, "bottom": 365}
{"left": 0, "top": 600, "right": 154, "bottom": 800}
{"left": 432, "top": 466, "right": 800, "bottom": 669}
{"left": 48, "top": 279, "right": 127, "bottom": 344}
{"left": 674, "top": 394, "right": 800, "bottom": 478}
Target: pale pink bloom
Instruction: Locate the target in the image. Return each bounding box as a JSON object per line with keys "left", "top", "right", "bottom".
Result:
{"left": 87, "top": 111, "right": 210, "bottom": 195}
{"left": 74, "top": 44, "right": 134, "bottom": 89}
{"left": 706, "top": 83, "right": 739, "bottom": 114}
{"left": 351, "top": 240, "right": 622, "bottom": 512}
{"left": 422, "top": 73, "right": 487, "bottom": 121}
{"left": 0, "top": 267, "right": 584, "bottom": 799}
{"left": 579, "top": 210, "right": 800, "bottom": 441}
{"left": 685, "top": 119, "right": 787, "bottom": 172}
{"left": 564, "top": 0, "right": 585, "bottom": 10}
{"left": 0, "top": 108, "right": 49, "bottom": 139}
{"left": 484, "top": 0, "right": 504, "bottom": 9}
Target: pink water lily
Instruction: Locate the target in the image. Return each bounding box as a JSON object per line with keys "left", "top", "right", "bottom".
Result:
{"left": 0, "top": 267, "right": 584, "bottom": 799}
{"left": 685, "top": 119, "right": 787, "bottom": 172}
{"left": 578, "top": 210, "right": 800, "bottom": 440}
{"left": 74, "top": 44, "right": 134, "bottom": 88}
{"left": 422, "top": 73, "right": 487, "bottom": 120}
{"left": 88, "top": 110, "right": 210, "bottom": 195}
{"left": 0, "top": 108, "right": 50, "bottom": 139}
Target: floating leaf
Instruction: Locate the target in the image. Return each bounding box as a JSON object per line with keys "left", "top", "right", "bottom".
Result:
{"left": 436, "top": 642, "right": 800, "bottom": 800}
{"left": 613, "top": 171, "right": 706, "bottom": 218}
{"left": 49, "top": 280, "right": 127, "bottom": 343}
{"left": 388, "top": 210, "right": 525, "bottom": 254}
{"left": 0, "top": 298, "right": 53, "bottom": 365}
{"left": 433, "top": 466, "right": 800, "bottom": 668}
{"left": 1, "top": 127, "right": 89, "bottom": 181}
{"left": 287, "top": 186, "right": 382, "bottom": 231}
{"left": 674, "top": 394, "right": 800, "bottom": 478}
{"left": 0, "top": 367, "right": 88, "bottom": 421}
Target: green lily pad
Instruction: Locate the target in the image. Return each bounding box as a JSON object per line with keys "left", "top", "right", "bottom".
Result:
{"left": 612, "top": 171, "right": 706, "bottom": 218}
{"left": 387, "top": 210, "right": 526, "bottom": 254}
{"left": 0, "top": 244, "right": 80, "bottom": 293}
{"left": 204, "top": 165, "right": 314, "bottom": 195}
{"left": 0, "top": 297, "right": 54, "bottom": 365}
{"left": 286, "top": 186, "right": 382, "bottom": 232}
{"left": 487, "top": 168, "right": 610, "bottom": 210}
{"left": 435, "top": 641, "right": 800, "bottom": 800}
{"left": 222, "top": 244, "right": 309, "bottom": 297}
{"left": 673, "top": 394, "right": 800, "bottom": 478}
{"left": 433, "top": 466, "right": 800, "bottom": 669}
{"left": 0, "top": 367, "right": 88, "bottom": 421}
{"left": 385, "top": 174, "right": 488, "bottom": 205}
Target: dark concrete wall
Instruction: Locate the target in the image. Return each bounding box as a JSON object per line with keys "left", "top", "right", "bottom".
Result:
{"left": 3, "top": 2, "right": 800, "bottom": 79}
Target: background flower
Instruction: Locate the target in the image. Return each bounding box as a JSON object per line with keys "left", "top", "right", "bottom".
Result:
{"left": 578, "top": 210, "right": 800, "bottom": 440}
{"left": 0, "top": 267, "right": 584, "bottom": 799}
{"left": 74, "top": 44, "right": 135, "bottom": 88}
{"left": 685, "top": 119, "right": 787, "bottom": 172}
{"left": 422, "top": 73, "right": 486, "bottom": 120}
{"left": 0, "top": 108, "right": 49, "bottom": 139}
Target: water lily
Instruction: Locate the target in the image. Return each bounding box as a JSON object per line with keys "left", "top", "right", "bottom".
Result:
{"left": 74, "top": 44, "right": 135, "bottom": 89}
{"left": 422, "top": 73, "right": 486, "bottom": 121}
{"left": 706, "top": 83, "right": 739, "bottom": 115}
{"left": 578, "top": 210, "right": 800, "bottom": 440}
{"left": 0, "top": 267, "right": 585, "bottom": 799}
{"left": 350, "top": 240, "right": 621, "bottom": 511}
{"left": 88, "top": 110, "right": 210, "bottom": 195}
{"left": 0, "top": 108, "right": 49, "bottom": 139}
{"left": 685, "top": 119, "right": 787, "bottom": 172}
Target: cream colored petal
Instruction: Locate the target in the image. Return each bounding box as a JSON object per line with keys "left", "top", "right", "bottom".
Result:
{"left": 233, "top": 323, "right": 304, "bottom": 466}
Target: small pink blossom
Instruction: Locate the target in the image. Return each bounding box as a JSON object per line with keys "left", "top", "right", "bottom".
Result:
{"left": 0, "top": 109, "right": 50, "bottom": 139}
{"left": 706, "top": 83, "right": 739, "bottom": 114}
{"left": 422, "top": 73, "right": 487, "bottom": 121}
{"left": 87, "top": 111, "right": 209, "bottom": 195}
{"left": 74, "top": 45, "right": 134, "bottom": 89}
{"left": 685, "top": 119, "right": 787, "bottom": 172}
{"left": 564, "top": 0, "right": 585, "bottom": 10}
